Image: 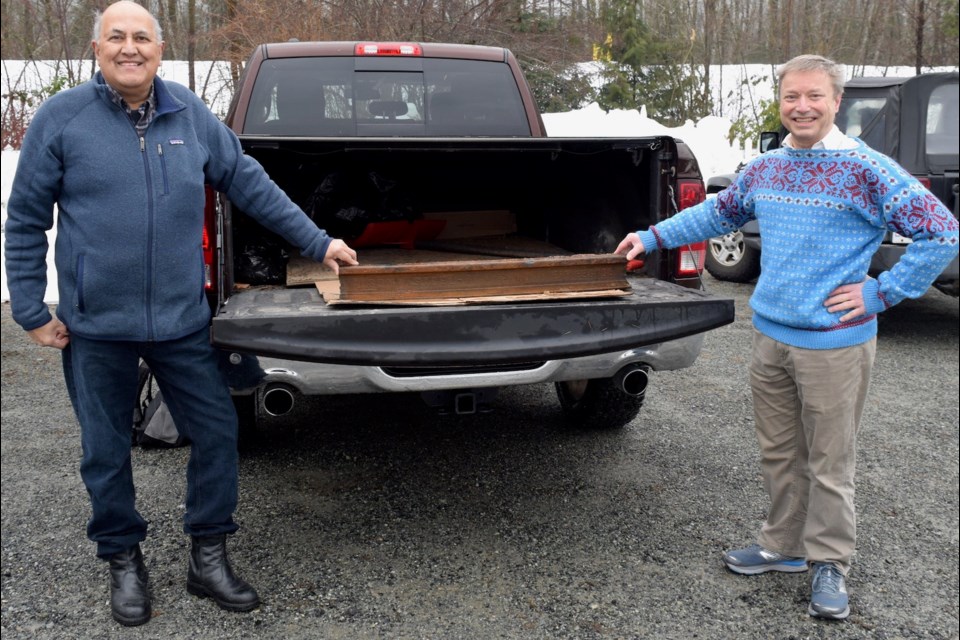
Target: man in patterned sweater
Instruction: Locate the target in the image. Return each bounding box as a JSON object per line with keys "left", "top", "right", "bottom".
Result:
{"left": 616, "top": 54, "right": 959, "bottom": 620}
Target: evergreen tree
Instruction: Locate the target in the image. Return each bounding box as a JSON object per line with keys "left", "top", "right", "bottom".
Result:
{"left": 596, "top": 0, "right": 713, "bottom": 126}
{"left": 523, "top": 63, "right": 595, "bottom": 114}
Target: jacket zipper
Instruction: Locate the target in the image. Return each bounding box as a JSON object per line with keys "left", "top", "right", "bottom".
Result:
{"left": 140, "top": 134, "right": 156, "bottom": 340}
{"left": 157, "top": 143, "right": 170, "bottom": 194}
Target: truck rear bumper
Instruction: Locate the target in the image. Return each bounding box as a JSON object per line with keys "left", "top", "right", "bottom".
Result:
{"left": 223, "top": 332, "right": 706, "bottom": 396}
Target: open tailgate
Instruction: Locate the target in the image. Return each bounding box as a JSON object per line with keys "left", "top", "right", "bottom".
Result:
{"left": 211, "top": 276, "right": 733, "bottom": 365}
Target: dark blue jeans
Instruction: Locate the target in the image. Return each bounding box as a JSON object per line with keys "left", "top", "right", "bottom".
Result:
{"left": 62, "top": 326, "right": 239, "bottom": 558}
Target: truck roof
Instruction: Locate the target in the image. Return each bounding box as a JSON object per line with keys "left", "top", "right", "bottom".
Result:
{"left": 258, "top": 40, "right": 509, "bottom": 62}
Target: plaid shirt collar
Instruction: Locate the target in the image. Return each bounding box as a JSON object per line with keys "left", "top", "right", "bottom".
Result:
{"left": 105, "top": 82, "right": 157, "bottom": 136}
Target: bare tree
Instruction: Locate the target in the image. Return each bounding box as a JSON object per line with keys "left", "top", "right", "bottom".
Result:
{"left": 914, "top": 0, "right": 927, "bottom": 73}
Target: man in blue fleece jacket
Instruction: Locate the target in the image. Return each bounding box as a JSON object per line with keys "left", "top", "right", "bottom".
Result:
{"left": 4, "top": 1, "right": 358, "bottom": 627}
{"left": 616, "top": 55, "right": 958, "bottom": 620}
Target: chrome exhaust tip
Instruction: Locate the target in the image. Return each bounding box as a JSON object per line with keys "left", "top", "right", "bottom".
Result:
{"left": 614, "top": 365, "right": 649, "bottom": 397}
{"left": 261, "top": 384, "right": 296, "bottom": 417}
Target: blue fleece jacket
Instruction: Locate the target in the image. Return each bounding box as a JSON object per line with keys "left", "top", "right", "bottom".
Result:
{"left": 5, "top": 74, "right": 332, "bottom": 341}
{"left": 639, "top": 142, "right": 959, "bottom": 349}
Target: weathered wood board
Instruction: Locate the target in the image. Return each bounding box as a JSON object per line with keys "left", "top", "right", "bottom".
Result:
{"left": 336, "top": 253, "right": 629, "bottom": 303}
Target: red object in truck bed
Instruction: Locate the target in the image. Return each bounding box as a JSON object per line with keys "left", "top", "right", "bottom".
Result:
{"left": 350, "top": 219, "right": 446, "bottom": 248}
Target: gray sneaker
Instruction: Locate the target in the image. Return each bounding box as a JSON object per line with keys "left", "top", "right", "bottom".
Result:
{"left": 722, "top": 544, "right": 808, "bottom": 575}
{"left": 808, "top": 562, "right": 850, "bottom": 620}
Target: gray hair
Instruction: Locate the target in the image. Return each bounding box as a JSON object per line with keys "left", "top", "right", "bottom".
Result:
{"left": 93, "top": 4, "right": 164, "bottom": 43}
{"left": 777, "top": 54, "right": 845, "bottom": 98}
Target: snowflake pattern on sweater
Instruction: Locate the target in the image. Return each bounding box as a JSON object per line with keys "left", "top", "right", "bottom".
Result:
{"left": 639, "top": 142, "right": 958, "bottom": 350}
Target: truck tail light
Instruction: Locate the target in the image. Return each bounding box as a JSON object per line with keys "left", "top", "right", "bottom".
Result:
{"left": 677, "top": 178, "right": 706, "bottom": 210}
{"left": 355, "top": 42, "right": 423, "bottom": 56}
{"left": 917, "top": 177, "right": 931, "bottom": 189}
{"left": 677, "top": 241, "right": 706, "bottom": 276}
{"left": 674, "top": 178, "right": 707, "bottom": 277}
{"left": 202, "top": 186, "right": 217, "bottom": 291}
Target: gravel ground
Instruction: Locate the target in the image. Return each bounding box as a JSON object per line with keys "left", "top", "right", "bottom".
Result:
{"left": 2, "top": 274, "right": 958, "bottom": 640}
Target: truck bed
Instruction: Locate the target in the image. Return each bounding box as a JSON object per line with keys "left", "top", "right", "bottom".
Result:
{"left": 230, "top": 137, "right": 672, "bottom": 260}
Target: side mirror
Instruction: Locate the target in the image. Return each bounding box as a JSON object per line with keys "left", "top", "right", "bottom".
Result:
{"left": 759, "top": 131, "right": 781, "bottom": 153}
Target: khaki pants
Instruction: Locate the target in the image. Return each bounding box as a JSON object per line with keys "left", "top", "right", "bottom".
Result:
{"left": 749, "top": 329, "right": 876, "bottom": 574}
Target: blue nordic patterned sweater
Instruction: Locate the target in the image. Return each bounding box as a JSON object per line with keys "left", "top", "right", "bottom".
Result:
{"left": 638, "top": 142, "right": 959, "bottom": 350}
{"left": 5, "top": 74, "right": 332, "bottom": 341}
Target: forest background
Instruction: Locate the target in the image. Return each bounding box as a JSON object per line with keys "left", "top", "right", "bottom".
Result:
{"left": 2, "top": 0, "right": 959, "bottom": 151}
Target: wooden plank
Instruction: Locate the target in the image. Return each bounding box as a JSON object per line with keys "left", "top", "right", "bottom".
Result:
{"left": 290, "top": 245, "right": 630, "bottom": 306}
{"left": 337, "top": 253, "right": 628, "bottom": 302}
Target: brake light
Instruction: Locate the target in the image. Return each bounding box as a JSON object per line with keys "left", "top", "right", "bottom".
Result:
{"left": 677, "top": 241, "right": 706, "bottom": 277}
{"left": 355, "top": 42, "right": 423, "bottom": 56}
{"left": 918, "top": 177, "right": 931, "bottom": 189}
{"left": 677, "top": 179, "right": 706, "bottom": 210}
{"left": 672, "top": 178, "right": 707, "bottom": 277}
{"left": 202, "top": 186, "right": 217, "bottom": 290}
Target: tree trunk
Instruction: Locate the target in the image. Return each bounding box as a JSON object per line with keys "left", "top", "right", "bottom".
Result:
{"left": 914, "top": 0, "right": 925, "bottom": 73}
{"left": 188, "top": 0, "right": 196, "bottom": 92}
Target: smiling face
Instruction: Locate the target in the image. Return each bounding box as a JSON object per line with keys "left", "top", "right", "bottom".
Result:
{"left": 92, "top": 1, "right": 164, "bottom": 108}
{"left": 779, "top": 69, "right": 842, "bottom": 149}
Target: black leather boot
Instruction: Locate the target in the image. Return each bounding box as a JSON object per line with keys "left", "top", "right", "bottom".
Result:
{"left": 186, "top": 535, "right": 260, "bottom": 612}
{"left": 108, "top": 544, "right": 151, "bottom": 626}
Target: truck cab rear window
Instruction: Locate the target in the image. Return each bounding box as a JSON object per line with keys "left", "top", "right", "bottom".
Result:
{"left": 243, "top": 57, "right": 530, "bottom": 137}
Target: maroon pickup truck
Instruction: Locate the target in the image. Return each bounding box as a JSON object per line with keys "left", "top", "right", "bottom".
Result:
{"left": 192, "top": 41, "right": 733, "bottom": 431}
